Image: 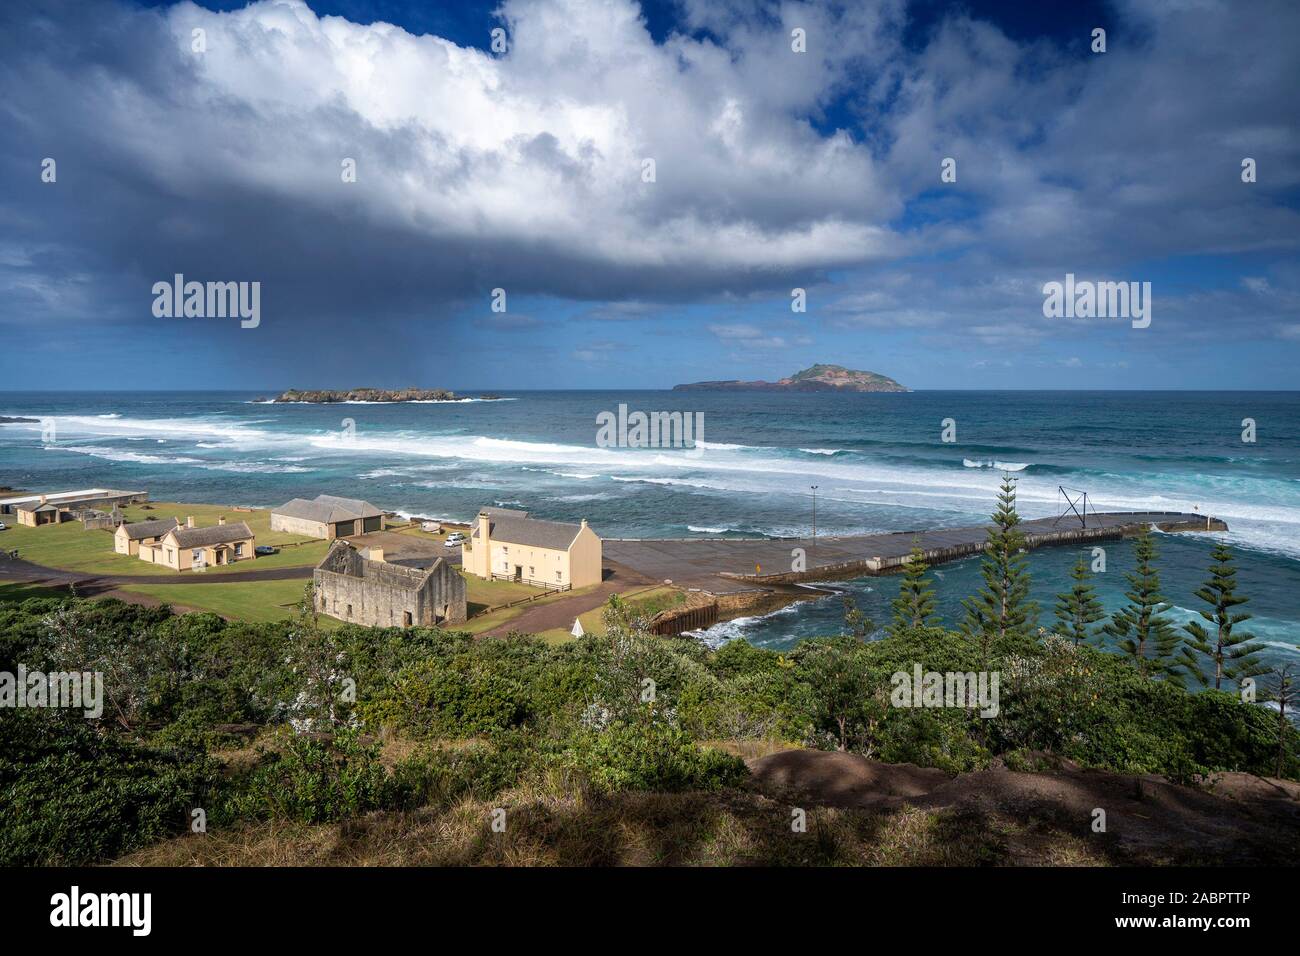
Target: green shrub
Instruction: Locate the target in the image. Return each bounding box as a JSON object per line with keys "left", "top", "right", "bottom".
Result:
{"left": 362, "top": 659, "right": 529, "bottom": 737}
{"left": 391, "top": 735, "right": 534, "bottom": 809}
{"left": 219, "top": 729, "right": 395, "bottom": 824}
{"left": 564, "top": 720, "right": 748, "bottom": 793}
{"left": 0, "top": 713, "right": 219, "bottom": 865}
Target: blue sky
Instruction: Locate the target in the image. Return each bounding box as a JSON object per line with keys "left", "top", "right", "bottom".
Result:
{"left": 1, "top": 0, "right": 1297, "bottom": 390}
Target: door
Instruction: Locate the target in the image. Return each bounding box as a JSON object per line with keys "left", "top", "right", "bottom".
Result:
{"left": 514, "top": 565, "right": 522, "bottom": 582}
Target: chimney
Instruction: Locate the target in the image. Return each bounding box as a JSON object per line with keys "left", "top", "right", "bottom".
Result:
{"left": 580, "top": 518, "right": 588, "bottom": 529}
{"left": 478, "top": 511, "right": 491, "bottom": 544}
{"left": 39, "top": 495, "right": 47, "bottom": 505}
{"left": 218, "top": 515, "right": 225, "bottom": 525}
{"left": 186, "top": 516, "right": 195, "bottom": 528}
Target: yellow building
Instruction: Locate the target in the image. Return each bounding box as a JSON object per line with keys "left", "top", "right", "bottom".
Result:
{"left": 114, "top": 517, "right": 179, "bottom": 556}
{"left": 15, "top": 499, "right": 70, "bottom": 526}
{"left": 463, "top": 507, "right": 602, "bottom": 590}
{"left": 138, "top": 517, "right": 255, "bottom": 571}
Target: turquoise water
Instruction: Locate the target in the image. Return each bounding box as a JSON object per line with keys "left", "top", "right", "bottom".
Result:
{"left": 1, "top": 389, "right": 1297, "bottom": 666}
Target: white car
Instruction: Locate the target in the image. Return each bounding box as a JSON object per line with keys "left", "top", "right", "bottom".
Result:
{"left": 444, "top": 532, "right": 466, "bottom": 548}
{"left": 0, "top": 521, "right": 7, "bottom": 531}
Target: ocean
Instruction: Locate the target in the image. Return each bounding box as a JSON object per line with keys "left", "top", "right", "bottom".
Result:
{"left": 2, "top": 389, "right": 1298, "bottom": 668}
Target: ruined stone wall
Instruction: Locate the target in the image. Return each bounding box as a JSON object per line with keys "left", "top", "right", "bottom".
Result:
{"left": 313, "top": 552, "right": 466, "bottom": 627}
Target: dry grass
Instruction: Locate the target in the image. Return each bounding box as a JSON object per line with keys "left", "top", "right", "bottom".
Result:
{"left": 116, "top": 772, "right": 1026, "bottom": 868}
{"left": 706, "top": 739, "right": 801, "bottom": 761}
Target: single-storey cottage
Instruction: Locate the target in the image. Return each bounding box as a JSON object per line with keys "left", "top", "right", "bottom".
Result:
{"left": 139, "top": 517, "right": 255, "bottom": 571}
{"left": 270, "top": 494, "right": 384, "bottom": 540}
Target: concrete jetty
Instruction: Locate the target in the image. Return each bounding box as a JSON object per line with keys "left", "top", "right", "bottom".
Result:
{"left": 605, "top": 511, "right": 1226, "bottom": 600}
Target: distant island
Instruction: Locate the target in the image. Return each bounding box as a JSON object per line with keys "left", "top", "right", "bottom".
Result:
{"left": 674, "top": 364, "right": 907, "bottom": 393}
{"left": 264, "top": 388, "right": 501, "bottom": 403}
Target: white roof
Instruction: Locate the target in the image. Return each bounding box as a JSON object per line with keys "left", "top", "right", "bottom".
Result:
{"left": 0, "top": 488, "right": 136, "bottom": 507}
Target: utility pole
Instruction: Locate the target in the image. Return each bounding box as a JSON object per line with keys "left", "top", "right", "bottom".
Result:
{"left": 810, "top": 484, "right": 818, "bottom": 549}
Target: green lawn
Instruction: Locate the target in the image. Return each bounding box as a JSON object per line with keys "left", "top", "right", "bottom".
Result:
{"left": 0, "top": 500, "right": 327, "bottom": 576}
{"left": 463, "top": 572, "right": 546, "bottom": 613}
{"left": 458, "top": 605, "right": 526, "bottom": 634}
{"left": 121, "top": 578, "right": 340, "bottom": 625}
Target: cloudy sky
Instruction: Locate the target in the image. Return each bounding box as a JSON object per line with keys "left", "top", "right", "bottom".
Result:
{"left": 1, "top": 0, "right": 1297, "bottom": 390}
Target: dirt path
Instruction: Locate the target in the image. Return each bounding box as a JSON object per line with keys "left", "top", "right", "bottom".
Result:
{"left": 749, "top": 748, "right": 1300, "bottom": 865}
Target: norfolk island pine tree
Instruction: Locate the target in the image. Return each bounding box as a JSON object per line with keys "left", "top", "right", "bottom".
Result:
{"left": 889, "top": 542, "right": 937, "bottom": 637}
{"left": 1178, "top": 541, "right": 1265, "bottom": 690}
{"left": 1103, "top": 530, "right": 1185, "bottom": 683}
{"left": 959, "top": 474, "right": 1038, "bottom": 660}
{"left": 1053, "top": 553, "right": 1105, "bottom": 646}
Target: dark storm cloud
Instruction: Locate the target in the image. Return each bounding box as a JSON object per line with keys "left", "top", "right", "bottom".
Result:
{"left": 0, "top": 0, "right": 1297, "bottom": 388}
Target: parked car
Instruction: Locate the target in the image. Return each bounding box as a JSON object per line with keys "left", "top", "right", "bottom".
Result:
{"left": 0, "top": 521, "right": 7, "bottom": 530}
{"left": 444, "top": 532, "right": 466, "bottom": 548}
{"left": 254, "top": 545, "right": 278, "bottom": 556}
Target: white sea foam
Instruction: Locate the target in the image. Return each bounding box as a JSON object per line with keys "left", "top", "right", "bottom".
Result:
{"left": 51, "top": 445, "right": 203, "bottom": 466}
{"left": 14, "top": 409, "right": 1300, "bottom": 560}
{"left": 963, "top": 458, "right": 1030, "bottom": 471}
{"left": 1261, "top": 641, "right": 1300, "bottom": 654}
{"left": 693, "top": 440, "right": 750, "bottom": 450}
{"left": 689, "top": 602, "right": 807, "bottom": 648}
{"left": 199, "top": 461, "right": 314, "bottom": 474}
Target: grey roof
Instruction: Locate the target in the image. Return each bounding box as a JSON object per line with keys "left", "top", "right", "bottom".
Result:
{"left": 472, "top": 513, "right": 588, "bottom": 551}
{"left": 273, "top": 494, "right": 384, "bottom": 524}
{"left": 17, "top": 501, "right": 60, "bottom": 513}
{"left": 167, "top": 521, "right": 253, "bottom": 548}
{"left": 119, "top": 517, "right": 178, "bottom": 540}
{"left": 481, "top": 506, "right": 529, "bottom": 519}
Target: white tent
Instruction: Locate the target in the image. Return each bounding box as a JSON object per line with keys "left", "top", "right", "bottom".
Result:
{"left": 571, "top": 617, "right": 585, "bottom": 637}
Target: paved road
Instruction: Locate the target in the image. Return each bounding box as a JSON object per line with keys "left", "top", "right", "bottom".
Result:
{"left": 0, "top": 553, "right": 314, "bottom": 588}
{"left": 604, "top": 511, "right": 1219, "bottom": 592}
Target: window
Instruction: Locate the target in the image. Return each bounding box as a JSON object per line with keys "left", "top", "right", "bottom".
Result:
{"left": 556, "top": 571, "right": 562, "bottom": 582}
{"left": 192, "top": 549, "right": 202, "bottom": 561}
{"left": 234, "top": 543, "right": 243, "bottom": 557}
{"left": 346, "top": 604, "right": 353, "bottom": 618}
{"left": 529, "top": 566, "right": 535, "bottom": 576}
{"left": 402, "top": 611, "right": 412, "bottom": 627}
